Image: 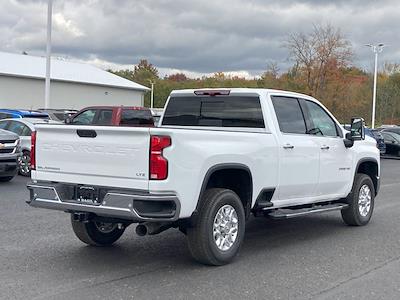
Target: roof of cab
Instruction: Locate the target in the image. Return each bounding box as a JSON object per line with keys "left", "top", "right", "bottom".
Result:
{"left": 169, "top": 88, "right": 317, "bottom": 101}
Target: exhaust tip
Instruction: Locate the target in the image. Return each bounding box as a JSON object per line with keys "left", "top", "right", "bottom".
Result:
{"left": 136, "top": 224, "right": 147, "bottom": 236}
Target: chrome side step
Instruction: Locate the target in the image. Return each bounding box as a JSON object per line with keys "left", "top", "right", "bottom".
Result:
{"left": 266, "top": 203, "right": 349, "bottom": 220}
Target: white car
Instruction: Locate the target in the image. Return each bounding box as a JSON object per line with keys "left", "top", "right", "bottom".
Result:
{"left": 0, "top": 118, "right": 60, "bottom": 176}
{"left": 27, "top": 88, "right": 379, "bottom": 265}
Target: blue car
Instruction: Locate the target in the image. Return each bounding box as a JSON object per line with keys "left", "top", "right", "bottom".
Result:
{"left": 0, "top": 109, "right": 49, "bottom": 120}
{"left": 365, "top": 128, "right": 386, "bottom": 154}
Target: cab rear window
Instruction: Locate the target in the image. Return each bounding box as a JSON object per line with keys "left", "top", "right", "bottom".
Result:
{"left": 162, "top": 96, "right": 265, "bottom": 128}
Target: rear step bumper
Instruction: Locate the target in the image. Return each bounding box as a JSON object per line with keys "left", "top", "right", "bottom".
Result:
{"left": 266, "top": 203, "right": 349, "bottom": 220}
{"left": 26, "top": 182, "right": 180, "bottom": 222}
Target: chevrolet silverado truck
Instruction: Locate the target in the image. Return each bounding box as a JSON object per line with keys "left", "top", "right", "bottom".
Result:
{"left": 0, "top": 129, "right": 20, "bottom": 182}
{"left": 27, "top": 88, "right": 380, "bottom": 265}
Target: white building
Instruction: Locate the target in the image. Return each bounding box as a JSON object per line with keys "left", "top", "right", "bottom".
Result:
{"left": 0, "top": 52, "right": 150, "bottom": 110}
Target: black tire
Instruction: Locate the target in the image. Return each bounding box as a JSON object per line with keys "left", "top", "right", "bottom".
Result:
{"left": 18, "top": 151, "right": 31, "bottom": 177}
{"left": 187, "top": 188, "right": 245, "bottom": 266}
{"left": 0, "top": 176, "right": 14, "bottom": 182}
{"left": 341, "top": 173, "right": 375, "bottom": 226}
{"left": 71, "top": 215, "right": 125, "bottom": 246}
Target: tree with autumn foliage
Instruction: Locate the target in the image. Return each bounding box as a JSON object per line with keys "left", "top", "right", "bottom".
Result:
{"left": 110, "top": 25, "right": 399, "bottom": 124}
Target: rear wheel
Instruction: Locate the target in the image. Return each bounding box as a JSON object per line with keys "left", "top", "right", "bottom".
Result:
{"left": 187, "top": 188, "right": 245, "bottom": 266}
{"left": 341, "top": 173, "right": 375, "bottom": 226}
{"left": 71, "top": 215, "right": 125, "bottom": 246}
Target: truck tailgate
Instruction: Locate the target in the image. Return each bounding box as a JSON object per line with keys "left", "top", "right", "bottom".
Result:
{"left": 32, "top": 125, "right": 150, "bottom": 190}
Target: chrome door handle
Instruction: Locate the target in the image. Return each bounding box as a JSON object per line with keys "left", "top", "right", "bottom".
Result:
{"left": 283, "top": 144, "right": 294, "bottom": 149}
{"left": 321, "top": 145, "right": 330, "bottom": 150}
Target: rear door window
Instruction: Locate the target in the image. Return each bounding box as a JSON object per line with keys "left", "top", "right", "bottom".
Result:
{"left": 94, "top": 109, "right": 113, "bottom": 125}
{"left": 120, "top": 109, "right": 154, "bottom": 126}
{"left": 162, "top": 96, "right": 265, "bottom": 128}
{"left": 271, "top": 96, "right": 306, "bottom": 134}
{"left": 21, "top": 125, "right": 32, "bottom": 136}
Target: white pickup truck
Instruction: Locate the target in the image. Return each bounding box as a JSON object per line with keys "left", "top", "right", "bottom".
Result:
{"left": 27, "top": 88, "right": 380, "bottom": 265}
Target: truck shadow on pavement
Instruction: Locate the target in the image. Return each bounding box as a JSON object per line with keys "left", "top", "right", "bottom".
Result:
{"left": 56, "top": 214, "right": 356, "bottom": 272}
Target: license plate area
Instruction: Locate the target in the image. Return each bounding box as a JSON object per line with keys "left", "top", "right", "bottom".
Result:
{"left": 76, "top": 186, "right": 101, "bottom": 205}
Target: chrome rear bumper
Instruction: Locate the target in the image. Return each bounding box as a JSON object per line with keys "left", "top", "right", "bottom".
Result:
{"left": 27, "top": 182, "right": 180, "bottom": 222}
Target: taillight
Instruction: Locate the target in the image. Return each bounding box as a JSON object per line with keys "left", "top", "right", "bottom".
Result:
{"left": 149, "top": 135, "right": 171, "bottom": 180}
{"left": 30, "top": 131, "right": 36, "bottom": 170}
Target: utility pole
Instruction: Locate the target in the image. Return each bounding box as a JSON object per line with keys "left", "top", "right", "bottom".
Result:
{"left": 44, "top": 0, "right": 53, "bottom": 109}
{"left": 149, "top": 81, "right": 155, "bottom": 108}
{"left": 365, "top": 43, "right": 385, "bottom": 129}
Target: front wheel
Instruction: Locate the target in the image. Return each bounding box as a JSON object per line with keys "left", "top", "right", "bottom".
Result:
{"left": 341, "top": 173, "right": 375, "bottom": 226}
{"left": 18, "top": 151, "right": 31, "bottom": 177}
{"left": 187, "top": 188, "right": 245, "bottom": 266}
{"left": 71, "top": 215, "right": 125, "bottom": 246}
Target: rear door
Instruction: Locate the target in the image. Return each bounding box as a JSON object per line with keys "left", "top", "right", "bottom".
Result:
{"left": 271, "top": 96, "right": 320, "bottom": 200}
{"left": 33, "top": 125, "right": 151, "bottom": 190}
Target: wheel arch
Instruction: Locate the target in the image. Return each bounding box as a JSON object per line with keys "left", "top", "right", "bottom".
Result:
{"left": 194, "top": 163, "right": 253, "bottom": 220}
{"left": 355, "top": 158, "right": 379, "bottom": 196}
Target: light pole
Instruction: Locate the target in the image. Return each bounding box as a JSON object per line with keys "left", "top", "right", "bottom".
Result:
{"left": 44, "top": 0, "right": 53, "bottom": 109}
{"left": 148, "top": 80, "right": 155, "bottom": 108}
{"left": 365, "top": 43, "right": 385, "bottom": 129}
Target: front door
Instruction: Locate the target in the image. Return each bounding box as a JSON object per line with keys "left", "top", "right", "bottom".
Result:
{"left": 299, "top": 99, "right": 353, "bottom": 197}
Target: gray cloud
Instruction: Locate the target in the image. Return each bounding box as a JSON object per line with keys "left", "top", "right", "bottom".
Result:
{"left": 0, "top": 0, "right": 398, "bottom": 76}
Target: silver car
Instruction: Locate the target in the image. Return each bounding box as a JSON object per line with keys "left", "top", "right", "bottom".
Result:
{"left": 0, "top": 129, "right": 21, "bottom": 182}
{"left": 0, "top": 118, "right": 60, "bottom": 176}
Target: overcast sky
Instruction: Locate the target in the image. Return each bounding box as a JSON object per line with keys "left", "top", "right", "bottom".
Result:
{"left": 0, "top": 0, "right": 399, "bottom": 78}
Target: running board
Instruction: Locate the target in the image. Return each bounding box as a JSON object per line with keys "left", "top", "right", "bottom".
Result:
{"left": 266, "top": 203, "right": 349, "bottom": 220}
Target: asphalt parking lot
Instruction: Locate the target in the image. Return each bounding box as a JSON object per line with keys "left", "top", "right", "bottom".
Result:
{"left": 0, "top": 158, "right": 399, "bottom": 300}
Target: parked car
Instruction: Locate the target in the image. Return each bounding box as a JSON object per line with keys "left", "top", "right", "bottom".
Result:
{"left": 0, "top": 118, "right": 60, "bottom": 176}
{"left": 365, "top": 128, "right": 386, "bottom": 154}
{"left": 382, "top": 127, "right": 400, "bottom": 135}
{"left": 0, "top": 129, "right": 21, "bottom": 182}
{"left": 0, "top": 109, "right": 49, "bottom": 120}
{"left": 66, "top": 106, "right": 155, "bottom": 127}
{"left": 378, "top": 125, "right": 398, "bottom": 130}
{"left": 27, "top": 88, "right": 379, "bottom": 266}
{"left": 38, "top": 109, "right": 78, "bottom": 122}
{"left": 381, "top": 131, "right": 400, "bottom": 156}
{"left": 344, "top": 126, "right": 385, "bottom": 154}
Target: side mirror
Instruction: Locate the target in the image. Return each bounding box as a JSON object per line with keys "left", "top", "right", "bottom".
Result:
{"left": 65, "top": 117, "right": 71, "bottom": 124}
{"left": 344, "top": 117, "right": 365, "bottom": 148}
{"left": 344, "top": 132, "right": 354, "bottom": 148}
{"left": 350, "top": 117, "right": 365, "bottom": 141}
